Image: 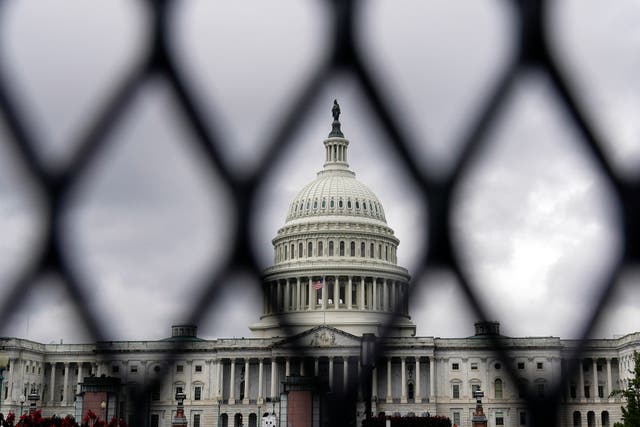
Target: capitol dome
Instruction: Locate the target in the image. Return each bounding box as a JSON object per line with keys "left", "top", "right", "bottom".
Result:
{"left": 250, "top": 101, "right": 415, "bottom": 338}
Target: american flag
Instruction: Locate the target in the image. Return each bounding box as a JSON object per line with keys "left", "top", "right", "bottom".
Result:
{"left": 312, "top": 279, "right": 324, "bottom": 290}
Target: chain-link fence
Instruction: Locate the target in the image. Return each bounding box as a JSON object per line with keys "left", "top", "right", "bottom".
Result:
{"left": 0, "top": 1, "right": 638, "bottom": 426}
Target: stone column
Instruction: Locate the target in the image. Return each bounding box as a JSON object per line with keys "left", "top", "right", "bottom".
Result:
{"left": 308, "top": 278, "right": 313, "bottom": 309}
{"left": 322, "top": 277, "right": 327, "bottom": 310}
{"left": 606, "top": 358, "right": 613, "bottom": 398}
{"left": 229, "top": 360, "right": 236, "bottom": 404}
{"left": 258, "top": 359, "right": 264, "bottom": 404}
{"left": 343, "top": 357, "right": 349, "bottom": 390}
{"left": 276, "top": 281, "right": 282, "bottom": 312}
{"left": 391, "top": 282, "right": 397, "bottom": 312}
{"left": 578, "top": 360, "right": 585, "bottom": 399}
{"left": 415, "top": 358, "right": 421, "bottom": 402}
{"left": 6, "top": 359, "right": 14, "bottom": 402}
{"left": 329, "top": 357, "right": 334, "bottom": 389}
{"left": 207, "top": 360, "right": 214, "bottom": 400}
{"left": 185, "top": 360, "right": 193, "bottom": 399}
{"left": 314, "top": 358, "right": 319, "bottom": 377}
{"left": 347, "top": 276, "right": 353, "bottom": 309}
{"left": 401, "top": 357, "right": 407, "bottom": 403}
{"left": 593, "top": 359, "right": 599, "bottom": 399}
{"left": 386, "top": 358, "right": 392, "bottom": 403}
{"left": 270, "top": 359, "right": 277, "bottom": 399}
{"left": 284, "top": 280, "right": 290, "bottom": 312}
{"left": 383, "top": 280, "right": 388, "bottom": 311}
{"left": 296, "top": 278, "right": 301, "bottom": 310}
{"left": 217, "top": 360, "right": 224, "bottom": 400}
{"left": 76, "top": 364, "right": 83, "bottom": 395}
{"left": 243, "top": 360, "right": 250, "bottom": 404}
{"left": 334, "top": 278, "right": 339, "bottom": 309}
{"left": 62, "top": 363, "right": 70, "bottom": 405}
{"left": 360, "top": 277, "right": 365, "bottom": 309}
{"left": 285, "top": 358, "right": 291, "bottom": 377}
{"left": 300, "top": 359, "right": 305, "bottom": 376}
{"left": 429, "top": 357, "right": 435, "bottom": 400}
{"left": 371, "top": 277, "right": 378, "bottom": 310}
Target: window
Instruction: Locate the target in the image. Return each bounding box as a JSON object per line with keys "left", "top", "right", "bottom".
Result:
{"left": 194, "top": 386, "right": 202, "bottom": 401}
{"left": 339, "top": 198, "right": 343, "bottom": 208}
{"left": 494, "top": 363, "right": 501, "bottom": 370}
{"left": 570, "top": 385, "right": 577, "bottom": 398}
{"left": 322, "top": 199, "right": 326, "bottom": 208}
{"left": 313, "top": 200, "right": 317, "bottom": 209}
{"left": 151, "top": 388, "right": 160, "bottom": 401}
{"left": 318, "top": 241, "right": 323, "bottom": 256}
{"left": 329, "top": 241, "right": 334, "bottom": 256}
{"left": 452, "top": 363, "right": 459, "bottom": 370}
{"left": 496, "top": 412, "right": 504, "bottom": 426}
{"left": 453, "top": 412, "right": 460, "bottom": 426}
{"left": 598, "top": 385, "right": 604, "bottom": 398}
{"left": 537, "top": 383, "right": 545, "bottom": 398}
{"left": 355, "top": 201, "right": 360, "bottom": 209}
{"left": 452, "top": 384, "right": 460, "bottom": 399}
{"left": 193, "top": 414, "right": 200, "bottom": 427}
{"left": 151, "top": 414, "right": 159, "bottom": 427}
{"left": 347, "top": 199, "right": 352, "bottom": 208}
{"left": 519, "top": 412, "right": 526, "bottom": 426}
{"left": 584, "top": 385, "right": 590, "bottom": 398}
{"left": 284, "top": 245, "right": 287, "bottom": 260}
{"left": 112, "top": 365, "right": 119, "bottom": 373}
{"left": 537, "top": 362, "right": 543, "bottom": 370}
{"left": 471, "top": 363, "right": 478, "bottom": 370}
{"left": 378, "top": 244, "right": 381, "bottom": 258}
{"left": 299, "top": 242, "right": 303, "bottom": 258}
{"left": 518, "top": 381, "right": 527, "bottom": 398}
{"left": 494, "top": 379, "right": 503, "bottom": 399}
{"left": 330, "top": 198, "right": 334, "bottom": 208}
{"left": 291, "top": 244, "right": 294, "bottom": 258}
{"left": 130, "top": 365, "right": 138, "bottom": 373}
{"left": 517, "top": 362, "right": 525, "bottom": 370}
{"left": 308, "top": 242, "right": 313, "bottom": 257}
{"left": 385, "top": 246, "right": 388, "bottom": 260}
{"left": 360, "top": 242, "right": 365, "bottom": 257}
{"left": 195, "top": 365, "right": 202, "bottom": 373}
{"left": 370, "top": 243, "right": 374, "bottom": 258}
{"left": 176, "top": 365, "right": 184, "bottom": 373}
{"left": 339, "top": 241, "right": 345, "bottom": 256}
{"left": 350, "top": 241, "right": 355, "bottom": 256}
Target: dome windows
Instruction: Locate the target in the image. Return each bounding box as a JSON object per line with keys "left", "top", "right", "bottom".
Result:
{"left": 338, "top": 198, "right": 343, "bottom": 208}
{"left": 355, "top": 200, "right": 360, "bottom": 209}
{"left": 329, "top": 241, "right": 334, "bottom": 256}
{"left": 350, "top": 241, "right": 355, "bottom": 256}
{"left": 318, "top": 241, "right": 324, "bottom": 256}
{"left": 299, "top": 242, "right": 304, "bottom": 258}
{"left": 347, "top": 199, "right": 352, "bottom": 209}
{"left": 308, "top": 242, "right": 313, "bottom": 257}
{"left": 339, "top": 241, "right": 345, "bottom": 256}
{"left": 330, "top": 198, "right": 335, "bottom": 208}
{"left": 306, "top": 200, "right": 310, "bottom": 209}
{"left": 322, "top": 199, "right": 326, "bottom": 209}
{"left": 313, "top": 199, "right": 318, "bottom": 209}
{"left": 360, "top": 242, "right": 365, "bottom": 257}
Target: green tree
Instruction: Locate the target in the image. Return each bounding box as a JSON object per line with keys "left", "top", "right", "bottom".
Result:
{"left": 612, "top": 351, "right": 640, "bottom": 427}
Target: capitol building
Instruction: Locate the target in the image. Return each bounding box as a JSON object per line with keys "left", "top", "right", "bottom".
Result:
{"left": 1, "top": 102, "right": 638, "bottom": 427}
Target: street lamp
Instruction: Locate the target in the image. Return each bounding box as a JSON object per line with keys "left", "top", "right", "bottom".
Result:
{"left": 100, "top": 400, "right": 107, "bottom": 422}
{"left": 172, "top": 390, "right": 187, "bottom": 427}
{"left": 19, "top": 394, "right": 26, "bottom": 416}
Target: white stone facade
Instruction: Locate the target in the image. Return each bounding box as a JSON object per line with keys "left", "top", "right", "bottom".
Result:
{"left": 0, "top": 104, "right": 637, "bottom": 427}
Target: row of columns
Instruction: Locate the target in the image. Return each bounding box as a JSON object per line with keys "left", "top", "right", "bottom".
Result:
{"left": 275, "top": 239, "right": 394, "bottom": 263}
{"left": 265, "top": 277, "right": 409, "bottom": 315}
{"left": 571, "top": 358, "right": 617, "bottom": 400}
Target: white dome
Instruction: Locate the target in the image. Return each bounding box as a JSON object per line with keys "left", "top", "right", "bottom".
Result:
{"left": 285, "top": 169, "right": 386, "bottom": 223}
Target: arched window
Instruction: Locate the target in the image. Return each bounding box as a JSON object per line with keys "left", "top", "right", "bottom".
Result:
{"left": 313, "top": 199, "right": 318, "bottom": 209}
{"left": 587, "top": 411, "right": 595, "bottom": 427}
{"left": 306, "top": 200, "right": 310, "bottom": 209}
{"left": 573, "top": 412, "right": 581, "bottom": 427}
{"left": 339, "top": 198, "right": 343, "bottom": 208}
{"left": 494, "top": 379, "right": 503, "bottom": 399}
{"left": 385, "top": 246, "right": 388, "bottom": 261}
{"left": 601, "top": 411, "right": 610, "bottom": 427}
{"left": 378, "top": 244, "right": 382, "bottom": 259}
{"left": 339, "top": 241, "right": 345, "bottom": 256}
{"left": 363, "top": 201, "right": 367, "bottom": 210}
{"left": 291, "top": 244, "right": 295, "bottom": 258}
{"left": 360, "top": 242, "right": 365, "bottom": 257}
{"left": 308, "top": 242, "right": 313, "bottom": 257}
{"left": 299, "top": 242, "right": 303, "bottom": 258}
{"left": 329, "top": 241, "right": 334, "bottom": 256}
{"left": 221, "top": 414, "right": 228, "bottom": 427}
{"left": 284, "top": 245, "right": 288, "bottom": 260}
{"left": 356, "top": 200, "right": 360, "bottom": 209}
{"left": 350, "top": 241, "right": 355, "bottom": 256}
{"left": 330, "top": 198, "right": 335, "bottom": 208}
{"left": 322, "top": 199, "right": 326, "bottom": 208}
{"left": 318, "top": 241, "right": 324, "bottom": 256}
{"left": 347, "top": 199, "right": 352, "bottom": 209}
{"left": 370, "top": 243, "right": 374, "bottom": 258}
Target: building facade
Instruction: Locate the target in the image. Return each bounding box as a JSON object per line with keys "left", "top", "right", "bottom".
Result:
{"left": 1, "top": 102, "right": 638, "bottom": 427}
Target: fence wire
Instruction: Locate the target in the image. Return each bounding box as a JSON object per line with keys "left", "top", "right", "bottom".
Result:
{"left": 0, "top": 1, "right": 638, "bottom": 427}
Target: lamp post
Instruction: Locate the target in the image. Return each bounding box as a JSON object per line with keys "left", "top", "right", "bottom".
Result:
{"left": 19, "top": 394, "right": 25, "bottom": 416}
{"left": 0, "top": 356, "right": 8, "bottom": 414}
{"left": 172, "top": 390, "right": 187, "bottom": 427}
{"left": 28, "top": 387, "right": 39, "bottom": 414}
{"left": 100, "top": 400, "right": 107, "bottom": 422}
{"left": 360, "top": 333, "right": 376, "bottom": 424}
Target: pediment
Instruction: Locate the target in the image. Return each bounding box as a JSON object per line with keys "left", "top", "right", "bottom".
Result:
{"left": 273, "top": 326, "right": 361, "bottom": 349}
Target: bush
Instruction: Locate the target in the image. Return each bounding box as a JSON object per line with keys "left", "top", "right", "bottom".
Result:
{"left": 362, "top": 415, "right": 452, "bottom": 427}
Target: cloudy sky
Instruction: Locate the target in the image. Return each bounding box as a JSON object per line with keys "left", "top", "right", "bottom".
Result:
{"left": 0, "top": 0, "right": 639, "bottom": 343}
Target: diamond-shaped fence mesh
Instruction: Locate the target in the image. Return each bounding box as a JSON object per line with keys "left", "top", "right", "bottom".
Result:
{"left": 0, "top": 1, "right": 638, "bottom": 427}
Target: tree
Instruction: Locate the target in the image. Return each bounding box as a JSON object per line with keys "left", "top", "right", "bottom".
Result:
{"left": 612, "top": 351, "right": 640, "bottom": 427}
